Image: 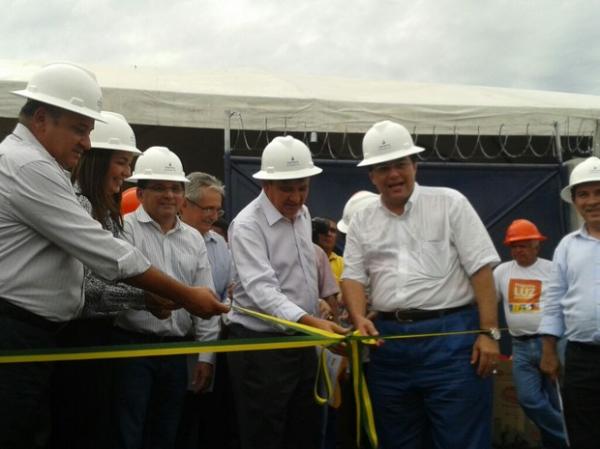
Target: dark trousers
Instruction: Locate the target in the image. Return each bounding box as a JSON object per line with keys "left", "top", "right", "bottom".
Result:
{"left": 368, "top": 308, "right": 492, "bottom": 449}
{"left": 175, "top": 352, "right": 240, "bottom": 449}
{"left": 227, "top": 323, "right": 322, "bottom": 449}
{"left": 50, "top": 318, "right": 115, "bottom": 449}
{"left": 0, "top": 303, "right": 61, "bottom": 449}
{"left": 111, "top": 327, "right": 189, "bottom": 449}
{"left": 563, "top": 341, "right": 600, "bottom": 449}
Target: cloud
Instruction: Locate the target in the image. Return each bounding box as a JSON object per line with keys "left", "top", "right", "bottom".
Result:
{"left": 1, "top": 0, "right": 600, "bottom": 94}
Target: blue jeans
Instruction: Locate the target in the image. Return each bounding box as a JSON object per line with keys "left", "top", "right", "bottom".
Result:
{"left": 111, "top": 329, "right": 188, "bottom": 449}
{"left": 511, "top": 337, "right": 568, "bottom": 449}
{"left": 368, "top": 308, "right": 492, "bottom": 449}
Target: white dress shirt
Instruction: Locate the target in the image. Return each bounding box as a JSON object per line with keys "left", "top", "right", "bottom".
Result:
{"left": 0, "top": 124, "right": 150, "bottom": 322}
{"left": 494, "top": 258, "right": 553, "bottom": 336}
{"left": 114, "top": 206, "right": 219, "bottom": 363}
{"left": 227, "top": 190, "right": 319, "bottom": 332}
{"left": 343, "top": 184, "right": 499, "bottom": 311}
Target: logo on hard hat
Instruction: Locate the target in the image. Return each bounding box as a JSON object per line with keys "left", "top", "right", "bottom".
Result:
{"left": 378, "top": 140, "right": 391, "bottom": 152}
{"left": 286, "top": 156, "right": 300, "bottom": 168}
{"left": 164, "top": 162, "right": 176, "bottom": 172}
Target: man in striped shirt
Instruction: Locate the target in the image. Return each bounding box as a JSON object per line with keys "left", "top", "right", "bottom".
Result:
{"left": 110, "top": 146, "right": 220, "bottom": 449}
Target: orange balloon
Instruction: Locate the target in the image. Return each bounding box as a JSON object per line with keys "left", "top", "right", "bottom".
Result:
{"left": 120, "top": 187, "right": 140, "bottom": 215}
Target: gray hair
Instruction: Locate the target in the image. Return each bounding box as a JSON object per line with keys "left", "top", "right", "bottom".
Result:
{"left": 185, "top": 172, "right": 225, "bottom": 202}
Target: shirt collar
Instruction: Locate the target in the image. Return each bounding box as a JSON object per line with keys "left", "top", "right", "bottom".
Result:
{"left": 379, "top": 182, "right": 420, "bottom": 217}
{"left": 203, "top": 230, "right": 217, "bottom": 244}
{"left": 134, "top": 205, "right": 183, "bottom": 234}
{"left": 575, "top": 224, "right": 600, "bottom": 241}
{"left": 12, "top": 123, "right": 67, "bottom": 173}
{"left": 258, "top": 190, "right": 307, "bottom": 226}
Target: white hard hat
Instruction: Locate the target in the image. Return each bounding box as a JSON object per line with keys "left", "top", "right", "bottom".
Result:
{"left": 91, "top": 112, "right": 141, "bottom": 154}
{"left": 337, "top": 191, "right": 379, "bottom": 234}
{"left": 253, "top": 136, "right": 323, "bottom": 180}
{"left": 127, "top": 146, "right": 189, "bottom": 183}
{"left": 358, "top": 120, "right": 424, "bottom": 167}
{"left": 12, "top": 63, "right": 104, "bottom": 121}
{"left": 560, "top": 156, "right": 600, "bottom": 203}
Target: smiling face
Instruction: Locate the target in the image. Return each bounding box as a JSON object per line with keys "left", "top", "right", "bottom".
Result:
{"left": 104, "top": 151, "right": 134, "bottom": 195}
{"left": 137, "top": 181, "right": 185, "bottom": 229}
{"left": 573, "top": 181, "right": 600, "bottom": 235}
{"left": 368, "top": 157, "right": 416, "bottom": 214}
{"left": 263, "top": 178, "right": 310, "bottom": 220}
{"left": 180, "top": 187, "right": 223, "bottom": 235}
{"left": 33, "top": 106, "right": 94, "bottom": 170}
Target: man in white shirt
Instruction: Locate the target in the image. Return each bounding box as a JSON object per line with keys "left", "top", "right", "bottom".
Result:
{"left": 110, "top": 147, "right": 220, "bottom": 449}
{"left": 494, "top": 219, "right": 567, "bottom": 449}
{"left": 226, "top": 136, "right": 346, "bottom": 449}
{"left": 0, "top": 63, "right": 225, "bottom": 449}
{"left": 342, "top": 121, "right": 500, "bottom": 449}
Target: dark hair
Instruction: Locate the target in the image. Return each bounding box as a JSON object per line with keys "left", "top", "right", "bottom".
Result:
{"left": 72, "top": 148, "right": 123, "bottom": 231}
{"left": 367, "top": 154, "right": 417, "bottom": 172}
{"left": 311, "top": 217, "right": 330, "bottom": 243}
{"left": 19, "top": 99, "right": 63, "bottom": 122}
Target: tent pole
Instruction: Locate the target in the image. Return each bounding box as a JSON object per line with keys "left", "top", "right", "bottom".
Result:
{"left": 224, "top": 110, "right": 232, "bottom": 221}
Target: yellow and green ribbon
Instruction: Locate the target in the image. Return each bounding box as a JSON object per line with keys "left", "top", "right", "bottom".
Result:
{"left": 0, "top": 305, "right": 506, "bottom": 449}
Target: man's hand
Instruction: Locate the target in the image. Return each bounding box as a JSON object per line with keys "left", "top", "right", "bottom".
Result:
{"left": 299, "top": 314, "right": 348, "bottom": 335}
{"left": 145, "top": 293, "right": 180, "bottom": 319}
{"left": 191, "top": 362, "right": 214, "bottom": 394}
{"left": 470, "top": 335, "right": 500, "bottom": 377}
{"left": 318, "top": 299, "right": 333, "bottom": 320}
{"left": 540, "top": 336, "right": 560, "bottom": 381}
{"left": 181, "top": 287, "right": 229, "bottom": 319}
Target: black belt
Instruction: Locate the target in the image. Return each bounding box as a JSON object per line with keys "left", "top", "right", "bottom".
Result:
{"left": 0, "top": 297, "right": 64, "bottom": 333}
{"left": 513, "top": 334, "right": 540, "bottom": 341}
{"left": 377, "top": 304, "right": 473, "bottom": 323}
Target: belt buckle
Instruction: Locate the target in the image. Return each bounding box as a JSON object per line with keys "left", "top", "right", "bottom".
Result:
{"left": 394, "top": 309, "right": 413, "bottom": 323}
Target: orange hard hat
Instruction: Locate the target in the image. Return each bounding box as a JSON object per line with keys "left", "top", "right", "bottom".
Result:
{"left": 503, "top": 219, "right": 547, "bottom": 245}
{"left": 120, "top": 187, "right": 140, "bottom": 215}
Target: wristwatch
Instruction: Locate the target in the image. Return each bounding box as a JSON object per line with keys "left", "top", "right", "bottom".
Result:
{"left": 484, "top": 327, "right": 501, "bottom": 341}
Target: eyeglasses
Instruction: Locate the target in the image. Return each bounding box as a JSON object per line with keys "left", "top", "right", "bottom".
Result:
{"left": 186, "top": 198, "right": 225, "bottom": 217}
{"left": 143, "top": 184, "right": 185, "bottom": 195}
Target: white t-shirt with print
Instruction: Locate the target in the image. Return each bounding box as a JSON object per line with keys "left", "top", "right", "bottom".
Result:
{"left": 494, "top": 258, "right": 553, "bottom": 336}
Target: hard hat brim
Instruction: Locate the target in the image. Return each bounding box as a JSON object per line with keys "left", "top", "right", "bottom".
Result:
{"left": 504, "top": 235, "right": 547, "bottom": 245}
{"left": 91, "top": 142, "right": 142, "bottom": 154}
{"left": 357, "top": 146, "right": 424, "bottom": 167}
{"left": 337, "top": 219, "right": 349, "bottom": 234}
{"left": 11, "top": 90, "right": 105, "bottom": 122}
{"left": 560, "top": 177, "right": 600, "bottom": 203}
{"left": 126, "top": 174, "right": 190, "bottom": 183}
{"left": 252, "top": 166, "right": 323, "bottom": 180}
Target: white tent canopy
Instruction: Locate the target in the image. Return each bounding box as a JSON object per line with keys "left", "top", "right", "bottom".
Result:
{"left": 1, "top": 59, "right": 600, "bottom": 137}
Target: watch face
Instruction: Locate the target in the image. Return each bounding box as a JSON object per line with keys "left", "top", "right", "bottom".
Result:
{"left": 489, "top": 328, "right": 501, "bottom": 340}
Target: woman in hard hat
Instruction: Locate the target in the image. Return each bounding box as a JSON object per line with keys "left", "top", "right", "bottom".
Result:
{"left": 52, "top": 111, "right": 144, "bottom": 449}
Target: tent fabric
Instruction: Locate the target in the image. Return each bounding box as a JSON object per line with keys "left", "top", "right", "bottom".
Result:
{"left": 1, "top": 59, "right": 600, "bottom": 136}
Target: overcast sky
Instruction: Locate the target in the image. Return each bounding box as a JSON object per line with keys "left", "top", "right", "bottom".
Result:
{"left": 2, "top": 0, "right": 600, "bottom": 95}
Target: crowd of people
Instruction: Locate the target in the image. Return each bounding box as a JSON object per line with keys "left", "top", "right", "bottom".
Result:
{"left": 0, "top": 62, "right": 598, "bottom": 449}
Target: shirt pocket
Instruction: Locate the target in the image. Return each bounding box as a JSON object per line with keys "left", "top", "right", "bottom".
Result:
{"left": 416, "top": 240, "right": 450, "bottom": 279}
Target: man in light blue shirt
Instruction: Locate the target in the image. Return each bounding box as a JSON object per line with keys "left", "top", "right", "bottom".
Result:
{"left": 540, "top": 156, "right": 600, "bottom": 448}
{"left": 178, "top": 172, "right": 234, "bottom": 449}
{"left": 226, "top": 136, "right": 346, "bottom": 449}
